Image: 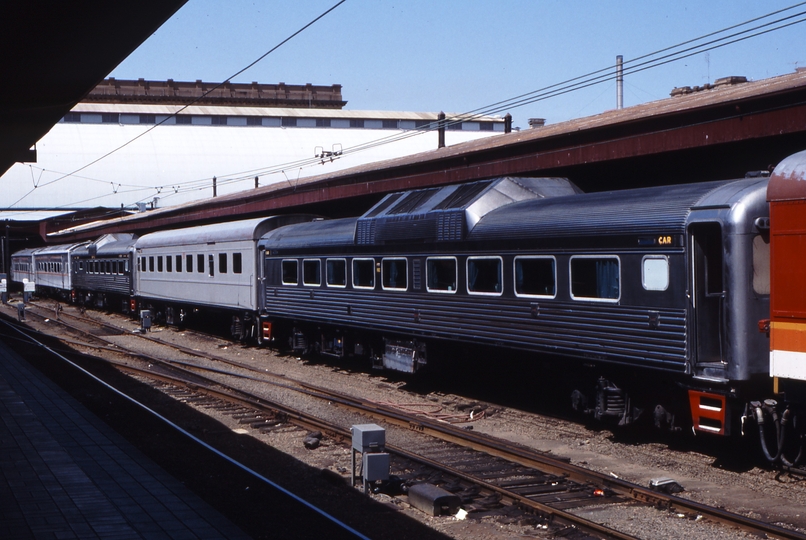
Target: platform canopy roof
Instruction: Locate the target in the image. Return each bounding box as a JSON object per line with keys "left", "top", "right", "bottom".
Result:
{"left": 0, "top": 1, "right": 187, "bottom": 177}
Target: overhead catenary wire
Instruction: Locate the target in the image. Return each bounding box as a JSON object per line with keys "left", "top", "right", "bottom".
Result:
{"left": 6, "top": 0, "right": 347, "bottom": 209}
{"left": 22, "top": 4, "right": 806, "bottom": 206}
{"left": 10, "top": 2, "right": 806, "bottom": 210}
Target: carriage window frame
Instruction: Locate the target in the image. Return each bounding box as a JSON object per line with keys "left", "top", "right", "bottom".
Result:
{"left": 352, "top": 258, "right": 376, "bottom": 290}
{"left": 569, "top": 255, "right": 621, "bottom": 302}
{"left": 466, "top": 256, "right": 504, "bottom": 296}
{"left": 302, "top": 258, "right": 321, "bottom": 286}
{"left": 166, "top": 255, "right": 173, "bottom": 273}
{"left": 641, "top": 255, "right": 669, "bottom": 291}
{"left": 281, "top": 259, "right": 299, "bottom": 285}
{"left": 197, "top": 254, "right": 204, "bottom": 273}
{"left": 186, "top": 254, "right": 193, "bottom": 273}
{"left": 752, "top": 233, "right": 770, "bottom": 295}
{"left": 175, "top": 255, "right": 182, "bottom": 273}
{"left": 426, "top": 256, "right": 458, "bottom": 294}
{"left": 233, "top": 253, "right": 243, "bottom": 274}
{"left": 381, "top": 257, "right": 408, "bottom": 291}
{"left": 326, "top": 258, "right": 347, "bottom": 288}
{"left": 514, "top": 255, "right": 557, "bottom": 299}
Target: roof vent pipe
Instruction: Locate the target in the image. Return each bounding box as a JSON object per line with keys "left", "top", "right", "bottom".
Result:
{"left": 437, "top": 111, "right": 446, "bottom": 149}
{"left": 616, "top": 55, "right": 624, "bottom": 109}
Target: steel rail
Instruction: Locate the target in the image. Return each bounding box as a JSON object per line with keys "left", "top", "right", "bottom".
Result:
{"left": 8, "top": 304, "right": 806, "bottom": 540}
{"left": 2, "top": 308, "right": 636, "bottom": 540}
{"left": 0, "top": 315, "right": 373, "bottom": 540}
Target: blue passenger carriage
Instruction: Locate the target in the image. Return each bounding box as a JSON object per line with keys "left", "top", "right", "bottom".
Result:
{"left": 259, "top": 176, "right": 771, "bottom": 435}
{"left": 72, "top": 233, "right": 137, "bottom": 311}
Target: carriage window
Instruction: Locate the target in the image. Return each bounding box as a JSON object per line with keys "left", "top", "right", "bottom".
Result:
{"left": 282, "top": 260, "right": 298, "bottom": 285}
{"left": 233, "top": 253, "right": 242, "bottom": 274}
{"left": 208, "top": 254, "right": 215, "bottom": 277}
{"left": 326, "top": 259, "right": 347, "bottom": 287}
{"left": 571, "top": 256, "right": 620, "bottom": 301}
{"left": 515, "top": 256, "right": 556, "bottom": 297}
{"left": 467, "top": 257, "right": 503, "bottom": 295}
{"left": 117, "top": 261, "right": 123, "bottom": 274}
{"left": 642, "top": 256, "right": 669, "bottom": 291}
{"left": 426, "top": 257, "right": 457, "bottom": 293}
{"left": 382, "top": 258, "right": 407, "bottom": 290}
{"left": 753, "top": 234, "right": 770, "bottom": 295}
{"left": 125, "top": 260, "right": 129, "bottom": 273}
{"left": 157, "top": 256, "right": 164, "bottom": 272}
{"left": 353, "top": 258, "right": 375, "bottom": 289}
{"left": 175, "top": 255, "right": 182, "bottom": 273}
{"left": 149, "top": 256, "right": 155, "bottom": 272}
{"left": 79, "top": 261, "right": 84, "bottom": 271}
{"left": 186, "top": 254, "right": 193, "bottom": 273}
{"left": 166, "top": 255, "right": 173, "bottom": 273}
{"left": 303, "top": 259, "right": 321, "bottom": 286}
{"left": 198, "top": 254, "right": 204, "bottom": 273}
{"left": 219, "top": 253, "right": 227, "bottom": 274}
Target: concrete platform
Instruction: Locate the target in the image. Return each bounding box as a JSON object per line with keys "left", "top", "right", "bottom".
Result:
{"left": 0, "top": 339, "right": 251, "bottom": 540}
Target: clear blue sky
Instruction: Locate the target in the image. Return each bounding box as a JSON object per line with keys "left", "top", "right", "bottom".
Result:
{"left": 111, "top": 1, "right": 805, "bottom": 129}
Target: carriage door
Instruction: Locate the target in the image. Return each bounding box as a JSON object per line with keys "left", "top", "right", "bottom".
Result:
{"left": 689, "top": 222, "right": 725, "bottom": 365}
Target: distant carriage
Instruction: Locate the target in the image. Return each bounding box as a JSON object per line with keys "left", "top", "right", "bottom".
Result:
{"left": 72, "top": 234, "right": 138, "bottom": 311}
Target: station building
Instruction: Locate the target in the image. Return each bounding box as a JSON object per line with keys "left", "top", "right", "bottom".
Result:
{"left": 0, "top": 78, "right": 507, "bottom": 211}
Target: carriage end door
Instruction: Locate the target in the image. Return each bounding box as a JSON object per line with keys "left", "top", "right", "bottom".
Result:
{"left": 690, "top": 222, "right": 725, "bottom": 366}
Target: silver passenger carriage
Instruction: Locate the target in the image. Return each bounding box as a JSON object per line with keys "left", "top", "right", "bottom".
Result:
{"left": 135, "top": 215, "right": 315, "bottom": 340}
{"left": 259, "top": 176, "right": 771, "bottom": 436}
{"left": 26, "top": 242, "right": 89, "bottom": 298}
{"left": 10, "top": 247, "right": 38, "bottom": 286}
{"left": 72, "top": 233, "right": 137, "bottom": 311}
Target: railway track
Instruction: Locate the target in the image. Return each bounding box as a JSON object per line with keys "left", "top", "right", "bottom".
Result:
{"left": 7, "top": 300, "right": 806, "bottom": 540}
